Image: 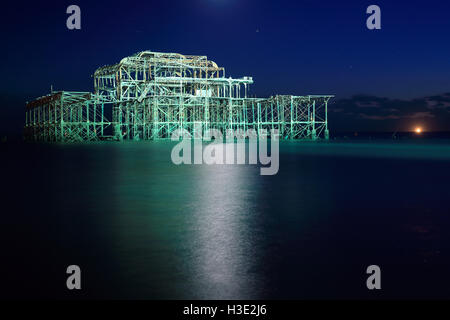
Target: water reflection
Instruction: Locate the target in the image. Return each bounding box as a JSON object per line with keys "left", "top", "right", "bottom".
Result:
{"left": 101, "top": 142, "right": 264, "bottom": 299}
{"left": 187, "top": 159, "right": 262, "bottom": 299}
{"left": 7, "top": 140, "right": 450, "bottom": 298}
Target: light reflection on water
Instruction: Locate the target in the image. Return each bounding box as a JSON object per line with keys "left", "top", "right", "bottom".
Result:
{"left": 188, "top": 164, "right": 262, "bottom": 299}
{"left": 4, "top": 140, "right": 450, "bottom": 299}
{"left": 58, "top": 141, "right": 450, "bottom": 299}
{"left": 100, "top": 142, "right": 265, "bottom": 299}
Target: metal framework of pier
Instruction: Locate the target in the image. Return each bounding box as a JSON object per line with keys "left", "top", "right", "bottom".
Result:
{"left": 24, "top": 51, "right": 333, "bottom": 142}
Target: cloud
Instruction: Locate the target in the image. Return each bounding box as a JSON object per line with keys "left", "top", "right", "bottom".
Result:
{"left": 359, "top": 113, "right": 401, "bottom": 120}
{"left": 331, "top": 94, "right": 446, "bottom": 119}
{"left": 408, "top": 111, "right": 435, "bottom": 119}
{"left": 329, "top": 93, "right": 450, "bottom": 131}
{"left": 425, "top": 93, "right": 450, "bottom": 109}
{"left": 355, "top": 101, "right": 381, "bottom": 108}
{"left": 358, "top": 111, "right": 434, "bottom": 121}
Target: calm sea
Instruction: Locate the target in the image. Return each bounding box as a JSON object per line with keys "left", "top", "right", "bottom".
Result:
{"left": 2, "top": 133, "right": 450, "bottom": 299}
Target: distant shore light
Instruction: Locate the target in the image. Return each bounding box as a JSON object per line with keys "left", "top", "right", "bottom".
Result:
{"left": 415, "top": 127, "right": 422, "bottom": 134}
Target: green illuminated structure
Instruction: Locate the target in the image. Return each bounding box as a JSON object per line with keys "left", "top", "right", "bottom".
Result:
{"left": 24, "top": 51, "right": 333, "bottom": 142}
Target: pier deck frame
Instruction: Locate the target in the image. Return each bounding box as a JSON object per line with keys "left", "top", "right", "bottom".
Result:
{"left": 25, "top": 51, "right": 333, "bottom": 142}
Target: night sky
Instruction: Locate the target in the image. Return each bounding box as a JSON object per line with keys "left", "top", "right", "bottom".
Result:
{"left": 2, "top": 0, "right": 450, "bottom": 134}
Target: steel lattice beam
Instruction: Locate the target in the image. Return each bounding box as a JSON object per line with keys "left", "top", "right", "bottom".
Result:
{"left": 24, "top": 51, "right": 333, "bottom": 142}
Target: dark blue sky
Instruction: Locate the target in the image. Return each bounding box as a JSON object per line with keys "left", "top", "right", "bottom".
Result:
{"left": 2, "top": 0, "right": 450, "bottom": 133}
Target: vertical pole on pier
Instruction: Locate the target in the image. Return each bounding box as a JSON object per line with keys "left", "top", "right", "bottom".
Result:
{"left": 312, "top": 100, "right": 317, "bottom": 141}
{"left": 325, "top": 99, "right": 329, "bottom": 140}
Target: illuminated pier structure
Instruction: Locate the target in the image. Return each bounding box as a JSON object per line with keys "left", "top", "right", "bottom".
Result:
{"left": 24, "top": 51, "right": 333, "bottom": 142}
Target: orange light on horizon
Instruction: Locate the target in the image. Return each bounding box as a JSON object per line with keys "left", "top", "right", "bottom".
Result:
{"left": 415, "top": 127, "right": 422, "bottom": 134}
